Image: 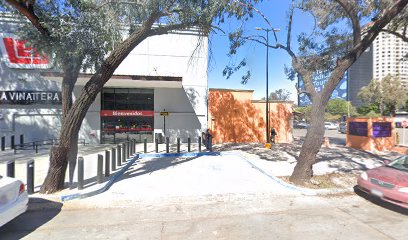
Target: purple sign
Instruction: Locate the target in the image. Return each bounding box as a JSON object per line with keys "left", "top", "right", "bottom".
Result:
{"left": 373, "top": 122, "right": 391, "bottom": 138}
{"left": 349, "top": 122, "right": 368, "bottom": 137}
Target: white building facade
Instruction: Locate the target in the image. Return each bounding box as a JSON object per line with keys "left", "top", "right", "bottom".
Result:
{"left": 373, "top": 30, "right": 408, "bottom": 88}
{"left": 0, "top": 15, "right": 208, "bottom": 145}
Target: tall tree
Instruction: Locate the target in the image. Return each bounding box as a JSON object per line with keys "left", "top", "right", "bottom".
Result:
{"left": 227, "top": 0, "right": 408, "bottom": 184}
{"left": 4, "top": 0, "right": 229, "bottom": 193}
{"left": 358, "top": 75, "right": 408, "bottom": 116}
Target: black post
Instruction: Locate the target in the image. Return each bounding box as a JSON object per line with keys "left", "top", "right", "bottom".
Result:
{"left": 144, "top": 138, "right": 147, "bottom": 153}
{"left": 188, "top": 137, "right": 191, "bottom": 152}
{"left": 1, "top": 136, "right": 5, "bottom": 151}
{"left": 35, "top": 144, "right": 38, "bottom": 153}
{"left": 155, "top": 138, "right": 159, "bottom": 153}
{"left": 97, "top": 154, "right": 103, "bottom": 184}
{"left": 78, "top": 156, "right": 84, "bottom": 190}
{"left": 166, "top": 137, "right": 169, "bottom": 153}
{"left": 117, "top": 145, "right": 122, "bottom": 166}
{"left": 177, "top": 137, "right": 180, "bottom": 153}
{"left": 7, "top": 160, "right": 15, "bottom": 178}
{"left": 11, "top": 135, "right": 15, "bottom": 149}
{"left": 26, "top": 160, "right": 34, "bottom": 194}
{"left": 20, "top": 134, "right": 24, "bottom": 147}
{"left": 111, "top": 148, "right": 116, "bottom": 171}
{"left": 122, "top": 143, "right": 126, "bottom": 162}
{"left": 126, "top": 141, "right": 132, "bottom": 158}
{"left": 198, "top": 136, "right": 202, "bottom": 152}
{"left": 209, "top": 135, "right": 213, "bottom": 152}
{"left": 105, "top": 150, "right": 110, "bottom": 177}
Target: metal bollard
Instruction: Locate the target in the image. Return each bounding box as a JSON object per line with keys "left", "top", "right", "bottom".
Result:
{"left": 177, "top": 137, "right": 180, "bottom": 153}
{"left": 117, "top": 145, "right": 122, "bottom": 166}
{"left": 198, "top": 136, "right": 201, "bottom": 152}
{"left": 111, "top": 148, "right": 116, "bottom": 171}
{"left": 1, "top": 136, "right": 5, "bottom": 151}
{"left": 20, "top": 134, "right": 24, "bottom": 147}
{"left": 35, "top": 144, "right": 38, "bottom": 153}
{"left": 7, "top": 160, "right": 15, "bottom": 178}
{"left": 97, "top": 154, "right": 103, "bottom": 184}
{"left": 78, "top": 156, "right": 84, "bottom": 190}
{"left": 166, "top": 137, "right": 169, "bottom": 153}
{"left": 188, "top": 137, "right": 191, "bottom": 152}
{"left": 127, "top": 141, "right": 131, "bottom": 157}
{"left": 11, "top": 135, "right": 15, "bottom": 149}
{"left": 122, "top": 143, "right": 126, "bottom": 162}
{"left": 105, "top": 150, "right": 110, "bottom": 177}
{"left": 144, "top": 138, "right": 147, "bottom": 153}
{"left": 26, "top": 160, "right": 34, "bottom": 194}
{"left": 155, "top": 138, "right": 159, "bottom": 153}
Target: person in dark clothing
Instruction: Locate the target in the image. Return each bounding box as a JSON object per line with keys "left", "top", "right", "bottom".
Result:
{"left": 205, "top": 129, "right": 212, "bottom": 148}
{"left": 270, "top": 127, "right": 277, "bottom": 143}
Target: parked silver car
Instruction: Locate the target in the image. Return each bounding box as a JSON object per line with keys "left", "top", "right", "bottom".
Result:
{"left": 338, "top": 122, "right": 347, "bottom": 134}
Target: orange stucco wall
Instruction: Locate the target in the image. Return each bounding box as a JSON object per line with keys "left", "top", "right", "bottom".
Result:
{"left": 208, "top": 89, "right": 293, "bottom": 144}
{"left": 346, "top": 117, "right": 395, "bottom": 152}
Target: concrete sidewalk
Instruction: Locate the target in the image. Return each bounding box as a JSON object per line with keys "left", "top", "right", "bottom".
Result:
{"left": 0, "top": 142, "right": 210, "bottom": 193}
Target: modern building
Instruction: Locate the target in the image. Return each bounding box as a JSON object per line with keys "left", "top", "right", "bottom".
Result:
{"left": 0, "top": 14, "right": 208, "bottom": 145}
{"left": 349, "top": 28, "right": 408, "bottom": 107}
{"left": 373, "top": 30, "right": 408, "bottom": 88}
{"left": 208, "top": 88, "right": 293, "bottom": 144}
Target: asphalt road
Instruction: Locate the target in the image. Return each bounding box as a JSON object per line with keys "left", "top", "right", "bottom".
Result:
{"left": 293, "top": 128, "right": 347, "bottom": 145}
{"left": 0, "top": 193, "right": 407, "bottom": 240}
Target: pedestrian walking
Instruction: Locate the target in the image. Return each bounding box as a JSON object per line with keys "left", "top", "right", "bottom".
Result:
{"left": 270, "top": 127, "right": 277, "bottom": 143}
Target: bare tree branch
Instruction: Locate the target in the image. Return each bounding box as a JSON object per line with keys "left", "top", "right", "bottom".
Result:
{"left": 5, "top": 0, "right": 50, "bottom": 36}
{"left": 381, "top": 29, "right": 408, "bottom": 42}
{"left": 334, "top": 0, "right": 361, "bottom": 45}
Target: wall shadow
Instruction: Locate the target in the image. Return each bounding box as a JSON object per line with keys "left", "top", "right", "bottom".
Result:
{"left": 0, "top": 197, "right": 63, "bottom": 239}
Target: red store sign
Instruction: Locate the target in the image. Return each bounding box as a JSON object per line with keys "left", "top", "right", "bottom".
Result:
{"left": 0, "top": 34, "right": 50, "bottom": 69}
{"left": 100, "top": 110, "right": 154, "bottom": 117}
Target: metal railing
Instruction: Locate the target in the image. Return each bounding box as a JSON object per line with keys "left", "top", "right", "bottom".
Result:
{"left": 13, "top": 138, "right": 87, "bottom": 154}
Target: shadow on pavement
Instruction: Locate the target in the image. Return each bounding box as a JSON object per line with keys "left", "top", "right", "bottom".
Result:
{"left": 353, "top": 186, "right": 408, "bottom": 215}
{"left": 0, "top": 197, "right": 63, "bottom": 239}
{"left": 116, "top": 155, "right": 205, "bottom": 184}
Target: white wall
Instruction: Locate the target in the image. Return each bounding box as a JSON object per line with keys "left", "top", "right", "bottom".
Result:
{"left": 0, "top": 17, "right": 208, "bottom": 144}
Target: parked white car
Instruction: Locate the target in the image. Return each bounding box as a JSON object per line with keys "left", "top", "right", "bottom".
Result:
{"left": 0, "top": 175, "right": 28, "bottom": 227}
{"left": 324, "top": 122, "right": 338, "bottom": 130}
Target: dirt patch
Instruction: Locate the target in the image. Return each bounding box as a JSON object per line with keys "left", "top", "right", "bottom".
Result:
{"left": 278, "top": 173, "right": 358, "bottom": 189}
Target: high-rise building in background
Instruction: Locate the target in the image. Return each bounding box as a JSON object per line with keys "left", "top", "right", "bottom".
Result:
{"left": 349, "top": 28, "right": 408, "bottom": 107}
{"left": 373, "top": 30, "right": 408, "bottom": 87}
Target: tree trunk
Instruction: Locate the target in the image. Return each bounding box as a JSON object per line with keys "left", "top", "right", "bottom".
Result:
{"left": 61, "top": 60, "right": 81, "bottom": 187}
{"left": 289, "top": 100, "right": 326, "bottom": 184}
{"left": 40, "top": 146, "right": 69, "bottom": 193}
{"left": 40, "top": 27, "right": 153, "bottom": 193}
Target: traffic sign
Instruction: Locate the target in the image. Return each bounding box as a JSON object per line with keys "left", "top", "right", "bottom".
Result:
{"left": 160, "top": 111, "right": 169, "bottom": 116}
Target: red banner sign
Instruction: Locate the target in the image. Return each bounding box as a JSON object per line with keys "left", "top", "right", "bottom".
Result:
{"left": 100, "top": 110, "right": 154, "bottom": 117}
{"left": 0, "top": 34, "right": 50, "bottom": 69}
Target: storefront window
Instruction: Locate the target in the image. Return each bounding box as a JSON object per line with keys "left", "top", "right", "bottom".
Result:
{"left": 101, "top": 88, "right": 154, "bottom": 143}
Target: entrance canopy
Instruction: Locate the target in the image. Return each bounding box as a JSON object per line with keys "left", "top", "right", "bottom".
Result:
{"left": 41, "top": 73, "right": 183, "bottom": 88}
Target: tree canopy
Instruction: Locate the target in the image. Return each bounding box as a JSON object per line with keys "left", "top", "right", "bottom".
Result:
{"left": 358, "top": 75, "right": 408, "bottom": 116}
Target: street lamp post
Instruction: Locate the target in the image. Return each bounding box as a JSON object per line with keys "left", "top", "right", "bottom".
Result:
{"left": 255, "top": 27, "right": 280, "bottom": 143}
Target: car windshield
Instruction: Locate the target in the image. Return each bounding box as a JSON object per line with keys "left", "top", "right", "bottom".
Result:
{"left": 387, "top": 155, "right": 408, "bottom": 172}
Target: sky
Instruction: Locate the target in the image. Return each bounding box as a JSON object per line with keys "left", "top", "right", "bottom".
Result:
{"left": 207, "top": 0, "right": 316, "bottom": 102}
